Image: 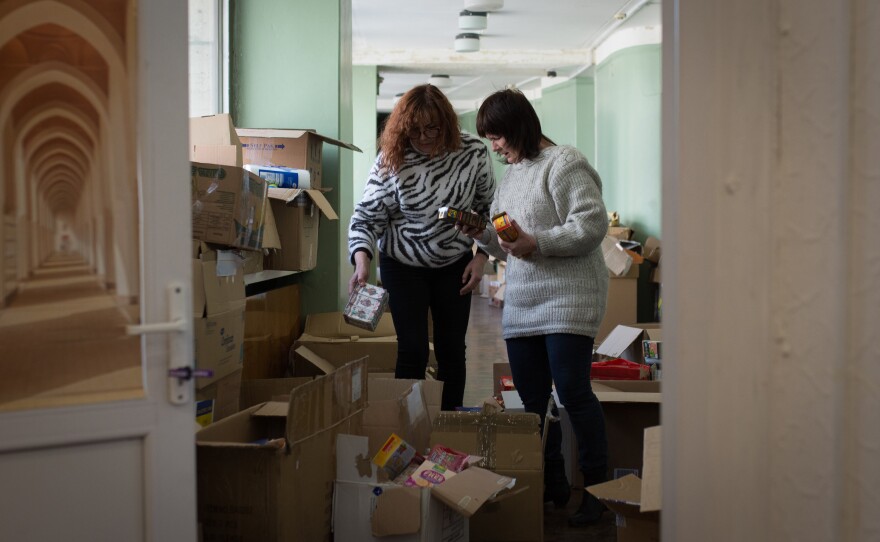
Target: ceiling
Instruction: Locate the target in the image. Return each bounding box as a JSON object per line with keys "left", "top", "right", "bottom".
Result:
{"left": 351, "top": 0, "right": 662, "bottom": 113}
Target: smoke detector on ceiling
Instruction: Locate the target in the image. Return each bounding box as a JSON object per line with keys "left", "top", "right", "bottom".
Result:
{"left": 459, "top": 10, "right": 487, "bottom": 31}
{"left": 454, "top": 33, "right": 480, "bottom": 53}
{"left": 428, "top": 74, "right": 453, "bottom": 88}
{"left": 464, "top": 0, "right": 503, "bottom": 11}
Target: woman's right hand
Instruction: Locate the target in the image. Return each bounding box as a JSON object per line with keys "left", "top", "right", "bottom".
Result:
{"left": 349, "top": 251, "right": 371, "bottom": 293}
{"left": 456, "top": 222, "right": 486, "bottom": 241}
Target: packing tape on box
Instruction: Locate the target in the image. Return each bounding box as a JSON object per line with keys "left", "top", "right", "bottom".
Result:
{"left": 434, "top": 408, "right": 537, "bottom": 471}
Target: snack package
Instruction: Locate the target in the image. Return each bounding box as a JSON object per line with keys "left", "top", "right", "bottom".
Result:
{"left": 438, "top": 206, "right": 488, "bottom": 230}
{"left": 373, "top": 433, "right": 418, "bottom": 480}
{"left": 403, "top": 460, "right": 456, "bottom": 487}
{"left": 492, "top": 212, "right": 518, "bottom": 242}
{"left": 426, "top": 444, "right": 470, "bottom": 473}
{"left": 343, "top": 283, "right": 389, "bottom": 332}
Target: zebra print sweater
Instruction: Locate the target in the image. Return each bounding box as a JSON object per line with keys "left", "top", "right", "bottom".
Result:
{"left": 349, "top": 132, "right": 495, "bottom": 268}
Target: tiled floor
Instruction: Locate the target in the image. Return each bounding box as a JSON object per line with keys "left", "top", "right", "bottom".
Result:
{"left": 462, "top": 295, "right": 616, "bottom": 542}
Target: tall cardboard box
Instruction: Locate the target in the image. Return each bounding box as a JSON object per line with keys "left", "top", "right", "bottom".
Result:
{"left": 430, "top": 406, "right": 544, "bottom": 542}
{"left": 261, "top": 187, "right": 338, "bottom": 271}
{"left": 596, "top": 266, "right": 639, "bottom": 343}
{"left": 243, "top": 283, "right": 301, "bottom": 379}
{"left": 196, "top": 358, "right": 368, "bottom": 542}
{"left": 191, "top": 162, "right": 269, "bottom": 250}
{"left": 192, "top": 247, "right": 246, "bottom": 389}
{"left": 236, "top": 128, "right": 362, "bottom": 189}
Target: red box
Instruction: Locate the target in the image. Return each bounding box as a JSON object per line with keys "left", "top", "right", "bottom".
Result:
{"left": 590, "top": 358, "right": 650, "bottom": 380}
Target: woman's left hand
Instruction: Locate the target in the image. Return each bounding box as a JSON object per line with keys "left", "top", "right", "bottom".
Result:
{"left": 460, "top": 252, "right": 488, "bottom": 295}
{"left": 499, "top": 220, "right": 537, "bottom": 259}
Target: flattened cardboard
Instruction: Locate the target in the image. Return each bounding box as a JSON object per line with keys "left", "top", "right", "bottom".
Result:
{"left": 597, "top": 323, "right": 662, "bottom": 364}
{"left": 430, "top": 466, "right": 516, "bottom": 518}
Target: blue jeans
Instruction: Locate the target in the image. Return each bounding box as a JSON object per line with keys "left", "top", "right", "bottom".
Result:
{"left": 379, "top": 251, "right": 473, "bottom": 410}
{"left": 506, "top": 334, "right": 608, "bottom": 484}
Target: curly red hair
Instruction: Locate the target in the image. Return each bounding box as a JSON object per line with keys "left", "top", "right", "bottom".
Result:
{"left": 379, "top": 84, "right": 461, "bottom": 173}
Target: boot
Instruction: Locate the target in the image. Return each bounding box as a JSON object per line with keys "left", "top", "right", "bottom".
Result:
{"left": 543, "top": 458, "right": 571, "bottom": 509}
{"left": 568, "top": 488, "right": 606, "bottom": 527}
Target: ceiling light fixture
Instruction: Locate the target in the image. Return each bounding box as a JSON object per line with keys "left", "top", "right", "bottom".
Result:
{"left": 458, "top": 10, "right": 487, "bottom": 31}
{"left": 454, "top": 33, "right": 480, "bottom": 53}
{"left": 464, "top": 0, "right": 503, "bottom": 11}
{"left": 428, "top": 74, "right": 452, "bottom": 88}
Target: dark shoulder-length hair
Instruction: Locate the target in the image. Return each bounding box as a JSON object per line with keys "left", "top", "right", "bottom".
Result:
{"left": 476, "top": 88, "right": 552, "bottom": 161}
{"left": 379, "top": 84, "right": 461, "bottom": 173}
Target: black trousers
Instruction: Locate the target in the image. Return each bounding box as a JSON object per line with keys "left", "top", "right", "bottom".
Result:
{"left": 379, "top": 251, "right": 474, "bottom": 410}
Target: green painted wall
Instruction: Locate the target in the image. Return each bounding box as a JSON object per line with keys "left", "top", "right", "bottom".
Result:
{"left": 349, "top": 65, "right": 379, "bottom": 289}
{"left": 595, "top": 44, "right": 662, "bottom": 321}
{"left": 230, "top": 0, "right": 353, "bottom": 315}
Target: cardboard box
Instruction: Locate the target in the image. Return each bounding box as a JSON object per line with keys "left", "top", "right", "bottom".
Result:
{"left": 595, "top": 265, "right": 639, "bottom": 343}
{"left": 588, "top": 426, "right": 661, "bottom": 542}
{"left": 196, "top": 358, "right": 368, "bottom": 542}
{"left": 261, "top": 187, "right": 338, "bottom": 271}
{"left": 431, "top": 406, "right": 544, "bottom": 542}
{"left": 597, "top": 323, "right": 662, "bottom": 365}
{"left": 592, "top": 380, "right": 661, "bottom": 480}
{"left": 191, "top": 162, "right": 269, "bottom": 250}
{"left": 364, "top": 377, "right": 443, "bottom": 462}
{"left": 236, "top": 128, "right": 361, "bottom": 190}
{"left": 291, "top": 311, "right": 441, "bottom": 377}
{"left": 190, "top": 114, "right": 242, "bottom": 167}
{"left": 243, "top": 283, "right": 301, "bottom": 379}
{"left": 192, "top": 250, "right": 247, "bottom": 389}
{"left": 334, "top": 434, "right": 470, "bottom": 542}
{"left": 195, "top": 368, "right": 242, "bottom": 424}
{"left": 238, "top": 376, "right": 313, "bottom": 411}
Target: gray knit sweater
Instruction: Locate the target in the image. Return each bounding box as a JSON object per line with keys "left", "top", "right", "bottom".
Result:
{"left": 477, "top": 145, "right": 609, "bottom": 339}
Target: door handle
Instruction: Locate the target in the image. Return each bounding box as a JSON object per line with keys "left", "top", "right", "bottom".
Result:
{"left": 126, "top": 282, "right": 194, "bottom": 405}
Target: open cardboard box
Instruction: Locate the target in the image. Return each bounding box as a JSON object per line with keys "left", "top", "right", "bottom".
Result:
{"left": 334, "top": 434, "right": 516, "bottom": 542}
{"left": 261, "top": 186, "right": 338, "bottom": 272}
{"left": 597, "top": 323, "right": 662, "bottom": 365}
{"left": 236, "top": 127, "right": 361, "bottom": 190}
{"left": 190, "top": 113, "right": 242, "bottom": 167}
{"left": 192, "top": 244, "right": 246, "bottom": 389}
{"left": 588, "top": 425, "right": 661, "bottom": 542}
{"left": 291, "top": 311, "right": 438, "bottom": 377}
{"left": 196, "top": 358, "right": 367, "bottom": 542}
{"left": 430, "top": 404, "right": 544, "bottom": 542}
{"left": 593, "top": 380, "right": 661, "bottom": 481}
{"left": 191, "top": 162, "right": 269, "bottom": 250}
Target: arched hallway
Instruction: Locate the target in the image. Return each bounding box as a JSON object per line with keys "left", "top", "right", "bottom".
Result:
{"left": 0, "top": 251, "right": 141, "bottom": 411}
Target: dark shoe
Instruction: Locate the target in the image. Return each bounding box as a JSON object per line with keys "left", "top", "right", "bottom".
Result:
{"left": 543, "top": 459, "right": 571, "bottom": 508}
{"left": 568, "top": 490, "right": 606, "bottom": 527}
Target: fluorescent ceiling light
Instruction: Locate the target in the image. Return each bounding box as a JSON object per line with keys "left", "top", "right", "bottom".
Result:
{"left": 464, "top": 0, "right": 503, "bottom": 11}
{"left": 454, "top": 33, "right": 480, "bottom": 53}
{"left": 459, "top": 10, "right": 487, "bottom": 31}
{"left": 428, "top": 74, "right": 452, "bottom": 88}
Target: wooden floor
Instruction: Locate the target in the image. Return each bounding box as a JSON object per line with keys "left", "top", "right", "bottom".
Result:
{"left": 462, "top": 295, "right": 616, "bottom": 542}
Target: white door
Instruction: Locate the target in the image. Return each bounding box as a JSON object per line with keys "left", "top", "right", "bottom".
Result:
{"left": 0, "top": 1, "right": 196, "bottom": 540}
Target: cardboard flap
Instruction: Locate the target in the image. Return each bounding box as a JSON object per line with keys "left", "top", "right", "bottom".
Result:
{"left": 597, "top": 325, "right": 644, "bottom": 358}
{"left": 640, "top": 426, "right": 662, "bottom": 512}
{"left": 267, "top": 187, "right": 339, "bottom": 220}
{"left": 261, "top": 201, "right": 280, "bottom": 249}
{"left": 236, "top": 127, "right": 363, "bottom": 152}
{"left": 294, "top": 345, "right": 337, "bottom": 376}
{"left": 336, "top": 434, "right": 377, "bottom": 484}
{"left": 285, "top": 357, "right": 368, "bottom": 445}
{"left": 602, "top": 235, "right": 633, "bottom": 276}
{"left": 304, "top": 311, "right": 396, "bottom": 339}
{"left": 252, "top": 401, "right": 289, "bottom": 418}
{"left": 190, "top": 114, "right": 243, "bottom": 166}
{"left": 372, "top": 486, "right": 423, "bottom": 536}
{"left": 592, "top": 380, "right": 661, "bottom": 403}
{"left": 587, "top": 473, "right": 643, "bottom": 515}
{"left": 431, "top": 466, "right": 516, "bottom": 518}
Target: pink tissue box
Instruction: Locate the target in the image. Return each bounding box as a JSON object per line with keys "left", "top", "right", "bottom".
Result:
{"left": 343, "top": 283, "right": 389, "bottom": 331}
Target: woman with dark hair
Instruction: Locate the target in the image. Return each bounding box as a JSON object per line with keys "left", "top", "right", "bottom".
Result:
{"left": 348, "top": 84, "right": 495, "bottom": 411}
{"left": 460, "top": 88, "right": 610, "bottom": 526}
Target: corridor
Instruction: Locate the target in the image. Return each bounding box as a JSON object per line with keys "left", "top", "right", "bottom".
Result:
{"left": 0, "top": 252, "right": 142, "bottom": 412}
